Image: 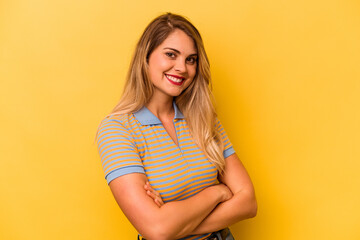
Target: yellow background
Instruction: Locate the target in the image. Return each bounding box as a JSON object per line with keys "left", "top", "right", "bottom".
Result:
{"left": 1, "top": 0, "right": 359, "bottom": 239}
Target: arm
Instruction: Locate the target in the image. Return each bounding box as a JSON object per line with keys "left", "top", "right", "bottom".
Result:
{"left": 144, "top": 153, "right": 257, "bottom": 235}
{"left": 109, "top": 172, "right": 232, "bottom": 240}
{"left": 191, "top": 153, "right": 257, "bottom": 234}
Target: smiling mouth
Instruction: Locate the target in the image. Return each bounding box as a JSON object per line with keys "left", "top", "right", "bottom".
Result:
{"left": 165, "top": 74, "right": 185, "bottom": 85}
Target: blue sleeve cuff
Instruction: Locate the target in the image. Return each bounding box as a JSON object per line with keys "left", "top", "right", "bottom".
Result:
{"left": 106, "top": 166, "right": 145, "bottom": 184}
{"left": 223, "top": 146, "right": 235, "bottom": 159}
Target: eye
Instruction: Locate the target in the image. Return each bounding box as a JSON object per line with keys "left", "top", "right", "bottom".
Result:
{"left": 165, "top": 52, "right": 176, "bottom": 58}
{"left": 186, "top": 56, "right": 197, "bottom": 65}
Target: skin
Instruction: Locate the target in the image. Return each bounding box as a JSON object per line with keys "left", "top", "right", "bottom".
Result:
{"left": 145, "top": 153, "right": 257, "bottom": 235}
{"left": 109, "top": 29, "right": 257, "bottom": 240}
{"left": 146, "top": 29, "right": 197, "bottom": 144}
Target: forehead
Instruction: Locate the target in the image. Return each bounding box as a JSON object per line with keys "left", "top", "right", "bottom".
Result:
{"left": 159, "top": 29, "right": 197, "bottom": 54}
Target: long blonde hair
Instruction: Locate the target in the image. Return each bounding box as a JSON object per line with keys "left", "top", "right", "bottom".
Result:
{"left": 111, "top": 13, "right": 226, "bottom": 173}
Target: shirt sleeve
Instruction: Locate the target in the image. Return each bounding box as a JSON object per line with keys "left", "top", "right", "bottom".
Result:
{"left": 215, "top": 119, "right": 236, "bottom": 158}
{"left": 96, "top": 116, "right": 145, "bottom": 184}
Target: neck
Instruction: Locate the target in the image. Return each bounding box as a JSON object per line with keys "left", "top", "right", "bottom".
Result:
{"left": 146, "top": 93, "right": 174, "bottom": 119}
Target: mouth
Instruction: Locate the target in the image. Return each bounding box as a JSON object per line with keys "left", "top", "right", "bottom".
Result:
{"left": 165, "top": 74, "right": 185, "bottom": 86}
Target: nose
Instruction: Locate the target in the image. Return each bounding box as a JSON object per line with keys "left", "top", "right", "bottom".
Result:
{"left": 174, "top": 58, "right": 186, "bottom": 73}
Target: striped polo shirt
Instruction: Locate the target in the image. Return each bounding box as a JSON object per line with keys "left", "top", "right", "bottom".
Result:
{"left": 97, "top": 102, "right": 235, "bottom": 240}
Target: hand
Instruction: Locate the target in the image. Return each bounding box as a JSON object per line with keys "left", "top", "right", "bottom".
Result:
{"left": 215, "top": 183, "right": 233, "bottom": 202}
{"left": 144, "top": 181, "right": 164, "bottom": 207}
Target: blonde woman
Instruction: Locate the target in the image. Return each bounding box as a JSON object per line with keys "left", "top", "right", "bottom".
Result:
{"left": 96, "top": 13, "right": 257, "bottom": 240}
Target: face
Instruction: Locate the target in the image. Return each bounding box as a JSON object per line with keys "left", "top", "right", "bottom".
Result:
{"left": 147, "top": 29, "right": 198, "bottom": 100}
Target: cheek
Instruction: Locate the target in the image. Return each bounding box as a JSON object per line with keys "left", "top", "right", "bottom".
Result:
{"left": 186, "top": 67, "right": 197, "bottom": 86}
{"left": 149, "top": 56, "right": 171, "bottom": 77}
{"left": 148, "top": 57, "right": 162, "bottom": 79}
{"left": 189, "top": 65, "right": 197, "bottom": 79}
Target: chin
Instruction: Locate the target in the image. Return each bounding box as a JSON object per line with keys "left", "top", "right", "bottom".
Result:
{"left": 165, "top": 89, "right": 183, "bottom": 97}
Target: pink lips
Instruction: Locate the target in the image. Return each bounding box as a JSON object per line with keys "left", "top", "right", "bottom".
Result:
{"left": 165, "top": 74, "right": 185, "bottom": 86}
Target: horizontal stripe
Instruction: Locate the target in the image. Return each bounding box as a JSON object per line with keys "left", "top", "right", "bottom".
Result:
{"left": 96, "top": 104, "right": 235, "bottom": 240}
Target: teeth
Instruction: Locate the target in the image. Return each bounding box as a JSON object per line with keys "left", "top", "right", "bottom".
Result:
{"left": 166, "top": 74, "right": 183, "bottom": 82}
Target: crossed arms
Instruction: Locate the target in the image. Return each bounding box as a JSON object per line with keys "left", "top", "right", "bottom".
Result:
{"left": 109, "top": 153, "right": 257, "bottom": 240}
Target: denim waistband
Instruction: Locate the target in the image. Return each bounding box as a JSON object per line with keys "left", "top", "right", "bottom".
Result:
{"left": 137, "top": 228, "right": 234, "bottom": 240}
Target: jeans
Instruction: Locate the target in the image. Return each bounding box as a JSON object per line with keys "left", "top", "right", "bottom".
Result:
{"left": 137, "top": 228, "right": 235, "bottom": 240}
{"left": 206, "top": 228, "right": 235, "bottom": 240}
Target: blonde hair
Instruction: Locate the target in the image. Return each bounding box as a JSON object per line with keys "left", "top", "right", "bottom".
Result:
{"left": 111, "top": 13, "right": 226, "bottom": 173}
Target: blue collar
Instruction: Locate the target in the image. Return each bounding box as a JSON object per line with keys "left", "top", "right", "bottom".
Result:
{"left": 133, "top": 102, "right": 184, "bottom": 126}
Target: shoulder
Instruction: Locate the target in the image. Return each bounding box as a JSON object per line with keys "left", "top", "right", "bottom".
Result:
{"left": 214, "top": 117, "right": 226, "bottom": 132}
{"left": 101, "top": 112, "right": 132, "bottom": 124}
{"left": 98, "top": 112, "right": 137, "bottom": 130}
{"left": 96, "top": 112, "right": 139, "bottom": 143}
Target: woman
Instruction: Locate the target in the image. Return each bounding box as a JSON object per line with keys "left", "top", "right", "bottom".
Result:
{"left": 96, "top": 13, "right": 257, "bottom": 240}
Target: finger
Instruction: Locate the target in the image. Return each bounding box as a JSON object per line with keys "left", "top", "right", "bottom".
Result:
{"left": 145, "top": 185, "right": 155, "bottom": 194}
{"left": 154, "top": 198, "right": 162, "bottom": 207}
{"left": 148, "top": 187, "right": 163, "bottom": 202}
{"left": 146, "top": 190, "right": 162, "bottom": 207}
{"left": 146, "top": 183, "right": 160, "bottom": 196}
{"left": 145, "top": 182, "right": 163, "bottom": 201}
{"left": 153, "top": 190, "right": 160, "bottom": 197}
{"left": 155, "top": 198, "right": 164, "bottom": 206}
{"left": 154, "top": 198, "right": 160, "bottom": 207}
{"left": 145, "top": 182, "right": 154, "bottom": 191}
{"left": 146, "top": 190, "right": 154, "bottom": 197}
{"left": 146, "top": 190, "right": 158, "bottom": 201}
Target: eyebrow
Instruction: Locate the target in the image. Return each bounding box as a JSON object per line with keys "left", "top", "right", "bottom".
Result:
{"left": 163, "top": 47, "right": 198, "bottom": 57}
